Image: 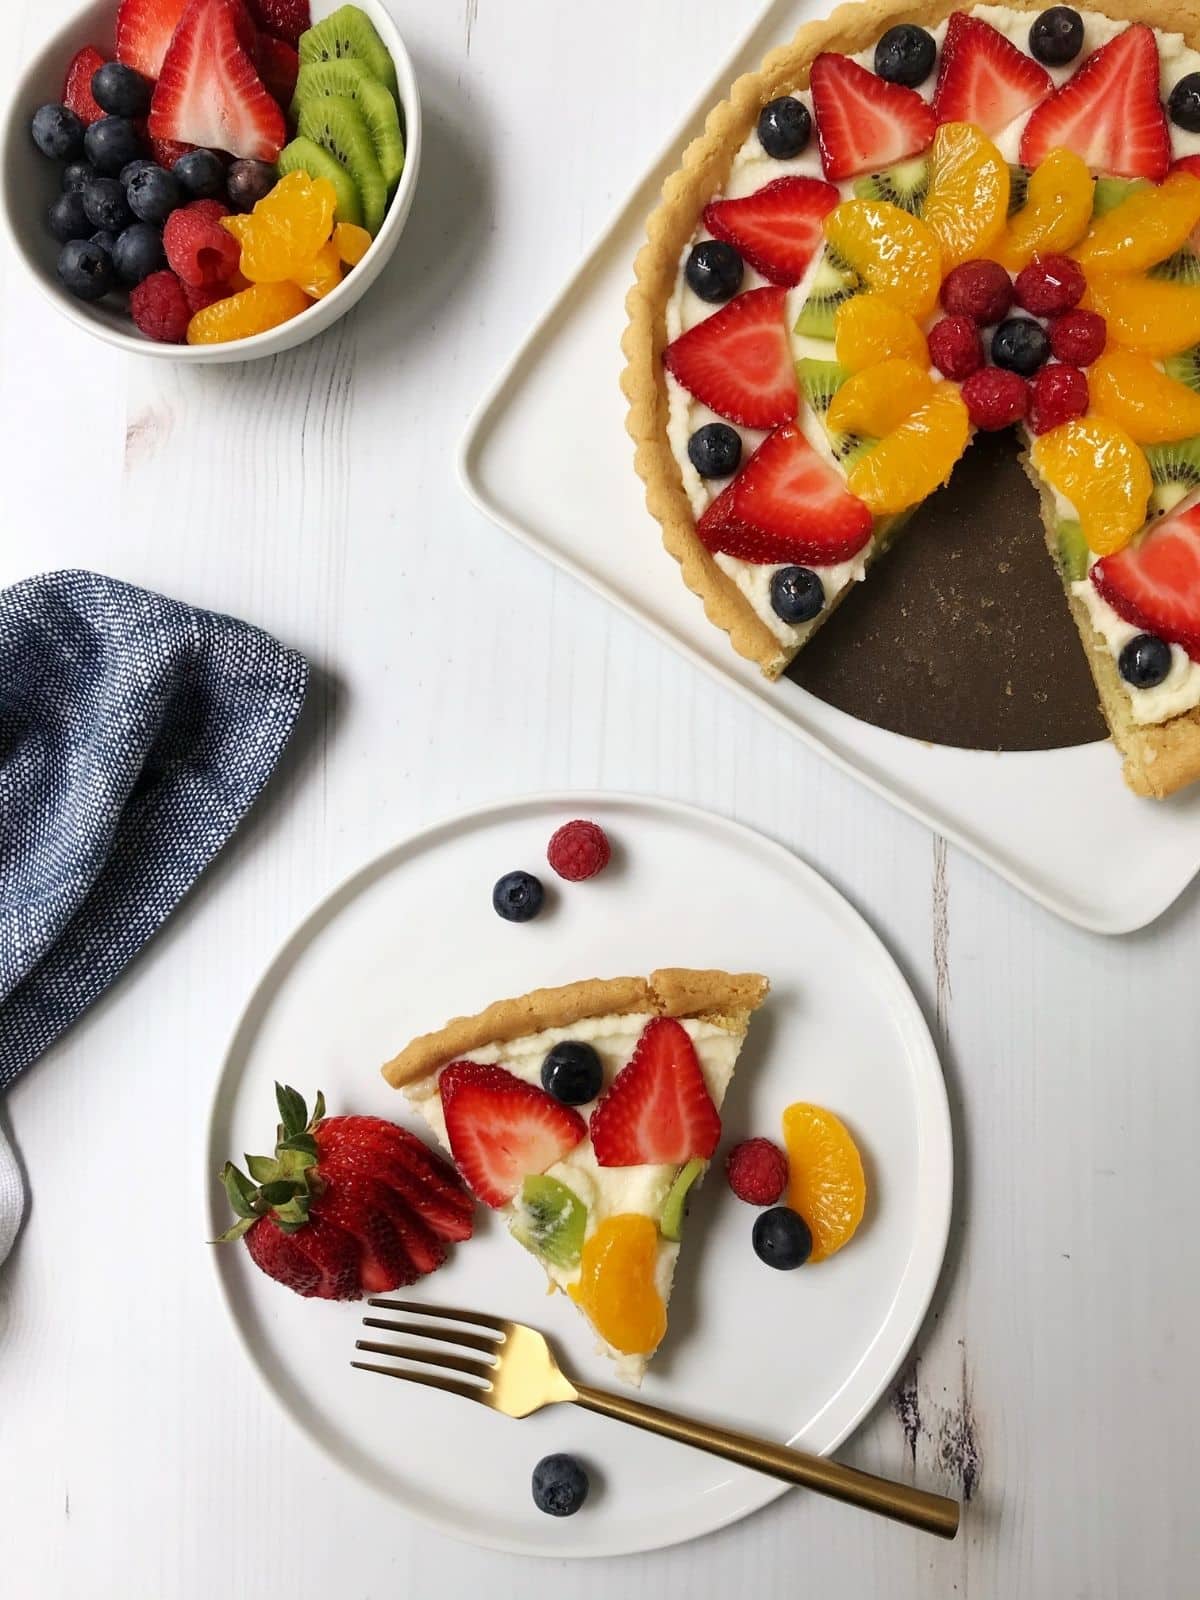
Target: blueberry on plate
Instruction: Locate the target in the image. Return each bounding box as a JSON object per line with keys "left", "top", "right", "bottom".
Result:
{"left": 757, "top": 96, "right": 812, "bottom": 159}
{"left": 62, "top": 160, "right": 97, "bottom": 192}
{"left": 492, "top": 870, "right": 545, "bottom": 922}
{"left": 84, "top": 116, "right": 144, "bottom": 177}
{"left": 541, "top": 1041, "right": 603, "bottom": 1106}
{"left": 1119, "top": 633, "right": 1172, "bottom": 689}
{"left": 1169, "top": 73, "right": 1200, "bottom": 133}
{"left": 770, "top": 566, "right": 825, "bottom": 625}
{"left": 111, "top": 222, "right": 167, "bottom": 286}
{"left": 991, "top": 316, "right": 1049, "bottom": 376}
{"left": 127, "top": 164, "right": 181, "bottom": 224}
{"left": 47, "top": 190, "right": 93, "bottom": 244}
{"left": 531, "top": 1454, "right": 589, "bottom": 1517}
{"left": 1029, "top": 6, "right": 1084, "bottom": 65}
{"left": 57, "top": 237, "right": 115, "bottom": 301}
{"left": 173, "top": 148, "right": 226, "bottom": 198}
{"left": 752, "top": 1206, "right": 813, "bottom": 1270}
{"left": 226, "top": 158, "right": 278, "bottom": 212}
{"left": 685, "top": 239, "right": 744, "bottom": 304}
{"left": 82, "top": 177, "right": 133, "bottom": 233}
{"left": 873, "top": 24, "right": 937, "bottom": 87}
{"left": 91, "top": 62, "right": 153, "bottom": 119}
{"left": 31, "top": 103, "right": 85, "bottom": 161}
{"left": 687, "top": 422, "right": 742, "bottom": 478}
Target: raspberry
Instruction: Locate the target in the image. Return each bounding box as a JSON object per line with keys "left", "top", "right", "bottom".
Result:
{"left": 1014, "top": 253, "right": 1086, "bottom": 317}
{"left": 928, "top": 315, "right": 984, "bottom": 379}
{"left": 960, "top": 366, "right": 1029, "bottom": 431}
{"left": 726, "top": 1138, "right": 789, "bottom": 1206}
{"left": 1028, "top": 363, "right": 1089, "bottom": 435}
{"left": 546, "top": 820, "right": 611, "bottom": 882}
{"left": 183, "top": 280, "right": 230, "bottom": 315}
{"left": 163, "top": 200, "right": 240, "bottom": 288}
{"left": 1049, "top": 309, "right": 1106, "bottom": 367}
{"left": 940, "top": 258, "right": 1013, "bottom": 324}
{"left": 130, "top": 270, "right": 191, "bottom": 343}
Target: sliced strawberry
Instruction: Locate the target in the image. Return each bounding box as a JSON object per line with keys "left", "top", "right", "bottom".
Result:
{"left": 245, "top": 0, "right": 310, "bottom": 47}
{"left": 151, "top": 135, "right": 195, "bottom": 166}
{"left": 1171, "top": 154, "right": 1200, "bottom": 180}
{"left": 317, "top": 1172, "right": 428, "bottom": 1293}
{"left": 809, "top": 53, "right": 936, "bottom": 183}
{"left": 63, "top": 47, "right": 108, "bottom": 127}
{"left": 316, "top": 1117, "right": 475, "bottom": 1243}
{"left": 1019, "top": 24, "right": 1169, "bottom": 182}
{"left": 285, "top": 1213, "right": 363, "bottom": 1299}
{"left": 696, "top": 423, "right": 873, "bottom": 566}
{"left": 439, "top": 1063, "right": 586, "bottom": 1209}
{"left": 377, "top": 1192, "right": 446, "bottom": 1277}
{"left": 149, "top": 0, "right": 287, "bottom": 162}
{"left": 255, "top": 32, "right": 299, "bottom": 107}
{"left": 663, "top": 287, "right": 795, "bottom": 428}
{"left": 1092, "top": 499, "right": 1200, "bottom": 661}
{"left": 244, "top": 1215, "right": 321, "bottom": 1296}
{"left": 703, "top": 177, "right": 840, "bottom": 288}
{"left": 931, "top": 13, "right": 1052, "bottom": 136}
{"left": 590, "top": 1018, "right": 721, "bottom": 1167}
{"left": 116, "top": 0, "right": 190, "bottom": 78}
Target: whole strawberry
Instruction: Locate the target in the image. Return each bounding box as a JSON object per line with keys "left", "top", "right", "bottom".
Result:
{"left": 217, "top": 1083, "right": 475, "bottom": 1298}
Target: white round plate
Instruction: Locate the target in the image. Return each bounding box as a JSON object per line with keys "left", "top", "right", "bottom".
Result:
{"left": 208, "top": 793, "right": 952, "bottom": 1558}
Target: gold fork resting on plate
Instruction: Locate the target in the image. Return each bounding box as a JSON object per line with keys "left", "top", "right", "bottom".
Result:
{"left": 352, "top": 1298, "right": 959, "bottom": 1539}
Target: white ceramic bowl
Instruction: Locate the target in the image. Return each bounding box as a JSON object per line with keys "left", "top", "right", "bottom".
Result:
{"left": 1, "top": 0, "right": 421, "bottom": 361}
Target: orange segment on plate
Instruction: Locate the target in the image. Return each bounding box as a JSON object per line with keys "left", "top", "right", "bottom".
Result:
{"left": 186, "top": 280, "right": 312, "bottom": 345}
{"left": 1031, "top": 415, "right": 1151, "bottom": 555}
{"left": 833, "top": 295, "right": 928, "bottom": 372}
{"left": 781, "top": 1103, "right": 866, "bottom": 1264}
{"left": 826, "top": 357, "right": 934, "bottom": 436}
{"left": 989, "top": 148, "right": 1093, "bottom": 273}
{"left": 1073, "top": 172, "right": 1200, "bottom": 275}
{"left": 223, "top": 170, "right": 338, "bottom": 283}
{"left": 1082, "top": 273, "right": 1200, "bottom": 360}
{"left": 567, "top": 1214, "right": 666, "bottom": 1355}
{"left": 921, "top": 121, "right": 1009, "bottom": 270}
{"left": 1088, "top": 348, "right": 1200, "bottom": 443}
{"left": 846, "top": 383, "right": 970, "bottom": 514}
{"left": 823, "top": 199, "right": 941, "bottom": 318}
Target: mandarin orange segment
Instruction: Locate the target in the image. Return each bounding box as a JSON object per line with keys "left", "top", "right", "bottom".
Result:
{"left": 823, "top": 199, "right": 941, "bottom": 318}
{"left": 333, "top": 222, "right": 373, "bottom": 266}
{"left": 833, "top": 295, "right": 928, "bottom": 372}
{"left": 186, "top": 280, "right": 312, "bottom": 345}
{"left": 1088, "top": 348, "right": 1200, "bottom": 443}
{"left": 845, "top": 383, "right": 970, "bottom": 514}
{"left": 989, "top": 148, "right": 1093, "bottom": 273}
{"left": 567, "top": 1214, "right": 666, "bottom": 1355}
{"left": 781, "top": 1103, "right": 866, "bottom": 1264}
{"left": 223, "top": 170, "right": 338, "bottom": 283}
{"left": 1082, "top": 273, "right": 1200, "bottom": 360}
{"left": 921, "top": 121, "right": 1009, "bottom": 270}
{"left": 292, "top": 239, "right": 343, "bottom": 299}
{"left": 826, "top": 357, "right": 934, "bottom": 436}
{"left": 1073, "top": 172, "right": 1200, "bottom": 275}
{"left": 1031, "top": 415, "right": 1151, "bottom": 555}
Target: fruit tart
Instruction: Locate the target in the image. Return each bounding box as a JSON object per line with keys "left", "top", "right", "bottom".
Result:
{"left": 382, "top": 969, "right": 769, "bottom": 1384}
{"left": 623, "top": 0, "right": 1200, "bottom": 796}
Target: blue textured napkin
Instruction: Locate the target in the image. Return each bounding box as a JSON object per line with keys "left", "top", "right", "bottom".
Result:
{"left": 0, "top": 570, "right": 308, "bottom": 1261}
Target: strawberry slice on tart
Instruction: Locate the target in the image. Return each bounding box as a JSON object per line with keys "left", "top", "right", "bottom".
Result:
{"left": 589, "top": 1017, "right": 722, "bottom": 1167}
{"left": 149, "top": 0, "right": 287, "bottom": 161}
{"left": 808, "top": 53, "right": 937, "bottom": 183}
{"left": 703, "top": 177, "right": 840, "bottom": 288}
{"left": 931, "top": 12, "right": 1053, "bottom": 137}
{"left": 1091, "top": 499, "right": 1200, "bottom": 661}
{"left": 663, "top": 286, "right": 796, "bottom": 428}
{"left": 439, "top": 1062, "right": 587, "bottom": 1208}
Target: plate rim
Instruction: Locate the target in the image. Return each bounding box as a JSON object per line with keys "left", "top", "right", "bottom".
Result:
{"left": 205, "top": 789, "right": 954, "bottom": 1558}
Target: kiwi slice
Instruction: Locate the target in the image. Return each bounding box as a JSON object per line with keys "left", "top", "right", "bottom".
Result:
{"left": 299, "top": 4, "right": 398, "bottom": 100}
{"left": 661, "top": 1159, "right": 706, "bottom": 1243}
{"left": 1150, "top": 246, "right": 1200, "bottom": 286}
{"left": 1007, "top": 164, "right": 1031, "bottom": 217}
{"left": 852, "top": 155, "right": 929, "bottom": 216}
{"left": 297, "top": 96, "right": 388, "bottom": 235}
{"left": 1144, "top": 436, "right": 1200, "bottom": 515}
{"left": 794, "top": 248, "right": 864, "bottom": 341}
{"left": 512, "top": 1175, "right": 587, "bottom": 1270}
{"left": 1054, "top": 519, "right": 1089, "bottom": 583}
{"left": 1164, "top": 345, "right": 1200, "bottom": 393}
{"left": 291, "top": 60, "right": 404, "bottom": 193}
{"left": 277, "top": 136, "right": 364, "bottom": 227}
{"left": 1091, "top": 175, "right": 1150, "bottom": 218}
{"left": 795, "top": 356, "right": 873, "bottom": 463}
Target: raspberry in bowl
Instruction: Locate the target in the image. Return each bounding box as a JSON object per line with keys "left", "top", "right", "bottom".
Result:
{"left": 1, "top": 0, "right": 421, "bottom": 361}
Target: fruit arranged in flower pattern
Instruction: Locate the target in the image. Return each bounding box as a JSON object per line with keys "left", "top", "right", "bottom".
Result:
{"left": 846, "top": 384, "right": 970, "bottom": 516}
{"left": 920, "top": 121, "right": 1010, "bottom": 270}
{"left": 703, "top": 176, "right": 840, "bottom": 288}
{"left": 930, "top": 13, "right": 1052, "bottom": 137}
{"left": 833, "top": 294, "right": 928, "bottom": 372}
{"left": 808, "top": 52, "right": 936, "bottom": 183}
{"left": 781, "top": 1102, "right": 866, "bottom": 1264}
{"left": 1082, "top": 274, "right": 1200, "bottom": 360}
{"left": 823, "top": 199, "right": 941, "bottom": 318}
{"left": 827, "top": 357, "right": 933, "bottom": 437}
{"left": 663, "top": 287, "right": 796, "bottom": 428}
{"left": 1088, "top": 349, "right": 1200, "bottom": 444}
{"left": 1072, "top": 172, "right": 1200, "bottom": 276}
{"left": 1031, "top": 415, "right": 1152, "bottom": 555}
{"left": 988, "top": 148, "right": 1093, "bottom": 273}
{"left": 1091, "top": 497, "right": 1200, "bottom": 660}
{"left": 187, "top": 279, "right": 311, "bottom": 343}
{"left": 568, "top": 1214, "right": 667, "bottom": 1356}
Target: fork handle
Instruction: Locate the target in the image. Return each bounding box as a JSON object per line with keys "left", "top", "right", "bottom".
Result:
{"left": 570, "top": 1382, "right": 959, "bottom": 1539}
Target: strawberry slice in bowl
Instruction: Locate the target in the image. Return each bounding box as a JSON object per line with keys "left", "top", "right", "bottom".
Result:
{"left": 149, "top": 0, "right": 286, "bottom": 162}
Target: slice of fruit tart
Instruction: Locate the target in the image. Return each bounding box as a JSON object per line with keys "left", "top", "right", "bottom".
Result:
{"left": 623, "top": 0, "right": 1200, "bottom": 796}
{"left": 382, "top": 968, "right": 769, "bottom": 1384}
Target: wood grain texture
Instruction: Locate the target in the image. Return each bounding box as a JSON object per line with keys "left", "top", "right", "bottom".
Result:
{"left": 1, "top": 1, "right": 1199, "bottom": 1595}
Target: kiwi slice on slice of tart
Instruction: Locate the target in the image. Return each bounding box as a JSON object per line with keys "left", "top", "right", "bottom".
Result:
{"left": 794, "top": 248, "right": 864, "bottom": 341}
{"left": 512, "top": 1175, "right": 587, "bottom": 1270}
{"left": 297, "top": 96, "right": 388, "bottom": 235}
{"left": 1143, "top": 436, "right": 1200, "bottom": 515}
{"left": 277, "top": 135, "right": 365, "bottom": 227}
{"left": 292, "top": 59, "right": 404, "bottom": 193}
{"left": 853, "top": 154, "right": 929, "bottom": 216}
{"left": 1054, "top": 519, "right": 1090, "bottom": 583}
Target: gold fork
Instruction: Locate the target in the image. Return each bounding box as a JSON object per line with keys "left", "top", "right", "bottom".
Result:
{"left": 352, "top": 1298, "right": 959, "bottom": 1539}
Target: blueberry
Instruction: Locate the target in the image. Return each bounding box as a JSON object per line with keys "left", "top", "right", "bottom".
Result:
{"left": 84, "top": 116, "right": 144, "bottom": 177}
{"left": 541, "top": 1041, "right": 603, "bottom": 1106}
{"left": 685, "top": 239, "right": 744, "bottom": 304}
{"left": 31, "top": 103, "right": 85, "bottom": 161}
{"left": 770, "top": 566, "right": 825, "bottom": 624}
{"left": 111, "top": 222, "right": 166, "bottom": 286}
{"left": 874, "top": 24, "right": 937, "bottom": 86}
{"left": 752, "top": 1206, "right": 813, "bottom": 1270}
{"left": 57, "top": 237, "right": 115, "bottom": 301}
{"left": 531, "top": 1454, "right": 589, "bottom": 1517}
{"left": 492, "top": 870, "right": 544, "bottom": 922}
{"left": 47, "top": 190, "right": 93, "bottom": 243}
{"left": 1169, "top": 73, "right": 1200, "bottom": 133}
{"left": 127, "top": 164, "right": 181, "bottom": 224}
{"left": 91, "top": 62, "right": 153, "bottom": 119}
{"left": 82, "top": 177, "right": 133, "bottom": 233}
{"left": 90, "top": 229, "right": 117, "bottom": 255}
{"left": 1119, "top": 633, "right": 1172, "bottom": 688}
{"left": 757, "top": 96, "right": 812, "bottom": 159}
{"left": 120, "top": 157, "right": 157, "bottom": 187}
{"left": 173, "top": 148, "right": 226, "bottom": 198}
{"left": 226, "top": 158, "right": 278, "bottom": 212}
{"left": 1029, "top": 7, "right": 1084, "bottom": 65}
{"left": 62, "top": 160, "right": 97, "bottom": 192}
{"left": 687, "top": 422, "right": 742, "bottom": 478}
{"left": 991, "top": 316, "right": 1049, "bottom": 376}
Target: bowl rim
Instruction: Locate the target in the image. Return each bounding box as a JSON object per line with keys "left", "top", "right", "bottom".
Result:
{"left": 0, "top": 0, "right": 422, "bottom": 359}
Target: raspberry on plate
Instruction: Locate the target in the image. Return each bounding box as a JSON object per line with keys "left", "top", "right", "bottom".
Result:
{"left": 1029, "top": 364, "right": 1089, "bottom": 435}
{"left": 960, "top": 366, "right": 1029, "bottom": 431}
{"left": 928, "top": 314, "right": 984, "bottom": 380}
{"left": 940, "top": 258, "right": 1013, "bottom": 324}
{"left": 546, "top": 819, "right": 611, "bottom": 882}
{"left": 1049, "top": 309, "right": 1107, "bottom": 367}
{"left": 130, "top": 269, "right": 191, "bottom": 343}
{"left": 1014, "top": 253, "right": 1086, "bottom": 317}
{"left": 163, "top": 199, "right": 240, "bottom": 287}
{"left": 725, "top": 1137, "right": 789, "bottom": 1205}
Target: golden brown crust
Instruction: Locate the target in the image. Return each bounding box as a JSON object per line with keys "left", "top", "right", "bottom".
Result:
{"left": 621, "top": 0, "right": 1200, "bottom": 680}
{"left": 381, "top": 968, "right": 770, "bottom": 1088}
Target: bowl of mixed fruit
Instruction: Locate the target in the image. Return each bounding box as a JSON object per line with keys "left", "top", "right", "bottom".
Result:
{"left": 2, "top": 0, "right": 419, "bottom": 359}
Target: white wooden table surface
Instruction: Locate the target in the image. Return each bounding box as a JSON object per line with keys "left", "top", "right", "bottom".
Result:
{"left": 2, "top": 1, "right": 1198, "bottom": 1594}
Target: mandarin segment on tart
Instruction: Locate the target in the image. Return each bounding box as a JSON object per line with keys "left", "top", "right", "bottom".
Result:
{"left": 625, "top": 2, "right": 1200, "bottom": 797}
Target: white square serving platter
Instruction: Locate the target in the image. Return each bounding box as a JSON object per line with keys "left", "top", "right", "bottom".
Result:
{"left": 458, "top": 0, "right": 1200, "bottom": 934}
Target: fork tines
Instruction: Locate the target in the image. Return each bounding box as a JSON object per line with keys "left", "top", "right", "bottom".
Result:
{"left": 351, "top": 1298, "right": 506, "bottom": 1402}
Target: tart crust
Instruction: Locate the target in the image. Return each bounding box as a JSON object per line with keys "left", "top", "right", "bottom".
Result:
{"left": 621, "top": 0, "right": 1200, "bottom": 794}
{"left": 381, "top": 968, "right": 770, "bottom": 1087}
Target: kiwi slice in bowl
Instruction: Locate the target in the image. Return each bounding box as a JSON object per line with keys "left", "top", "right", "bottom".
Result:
{"left": 298, "top": 96, "right": 388, "bottom": 235}
{"left": 299, "top": 4, "right": 398, "bottom": 100}
{"left": 277, "top": 136, "right": 365, "bottom": 227}
{"left": 1143, "top": 436, "right": 1200, "bottom": 515}
{"left": 292, "top": 60, "right": 405, "bottom": 193}
{"left": 853, "top": 155, "right": 929, "bottom": 216}
{"left": 793, "top": 248, "right": 864, "bottom": 340}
